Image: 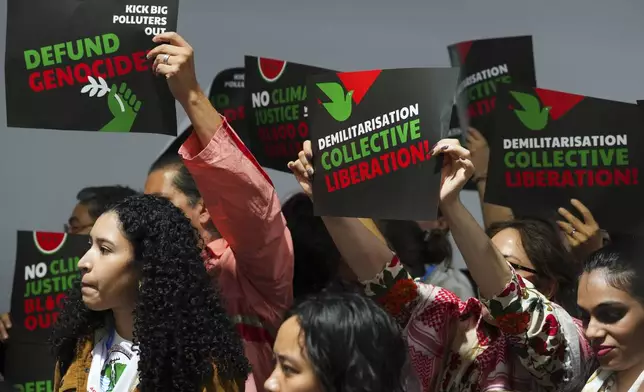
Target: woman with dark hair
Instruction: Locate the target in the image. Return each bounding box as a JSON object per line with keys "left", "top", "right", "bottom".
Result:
{"left": 579, "top": 239, "right": 644, "bottom": 391}
{"left": 487, "top": 218, "right": 581, "bottom": 317}
{"left": 290, "top": 139, "right": 593, "bottom": 391}
{"left": 52, "top": 194, "right": 251, "bottom": 392}
{"left": 145, "top": 31, "right": 293, "bottom": 388}
{"left": 264, "top": 290, "right": 408, "bottom": 392}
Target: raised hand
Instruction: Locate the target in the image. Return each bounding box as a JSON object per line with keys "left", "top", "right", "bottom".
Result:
{"left": 557, "top": 199, "right": 604, "bottom": 261}
{"left": 0, "top": 313, "right": 11, "bottom": 342}
{"left": 148, "top": 32, "right": 200, "bottom": 104}
{"left": 287, "top": 140, "right": 314, "bottom": 199}
{"left": 99, "top": 82, "right": 142, "bottom": 132}
{"left": 430, "top": 139, "right": 475, "bottom": 206}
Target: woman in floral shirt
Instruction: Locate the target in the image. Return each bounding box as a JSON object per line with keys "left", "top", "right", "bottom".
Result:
{"left": 288, "top": 139, "right": 593, "bottom": 391}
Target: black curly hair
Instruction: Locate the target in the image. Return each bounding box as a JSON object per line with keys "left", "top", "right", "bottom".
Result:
{"left": 52, "top": 194, "right": 250, "bottom": 391}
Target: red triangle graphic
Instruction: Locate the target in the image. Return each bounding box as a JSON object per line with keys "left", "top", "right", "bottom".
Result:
{"left": 337, "top": 70, "right": 382, "bottom": 105}
{"left": 457, "top": 41, "right": 473, "bottom": 63}
{"left": 534, "top": 88, "right": 585, "bottom": 121}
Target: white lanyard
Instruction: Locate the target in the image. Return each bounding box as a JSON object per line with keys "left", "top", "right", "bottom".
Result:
{"left": 86, "top": 330, "right": 139, "bottom": 392}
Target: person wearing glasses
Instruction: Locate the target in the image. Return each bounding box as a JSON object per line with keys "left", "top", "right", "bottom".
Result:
{"left": 486, "top": 218, "right": 583, "bottom": 318}
{"left": 65, "top": 186, "right": 139, "bottom": 234}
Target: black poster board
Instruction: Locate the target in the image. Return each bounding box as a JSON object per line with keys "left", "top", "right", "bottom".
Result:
{"left": 245, "top": 56, "right": 332, "bottom": 172}
{"left": 309, "top": 68, "right": 460, "bottom": 220}
{"left": 4, "top": 231, "right": 89, "bottom": 388}
{"left": 5, "top": 0, "right": 179, "bottom": 134}
{"left": 486, "top": 86, "right": 644, "bottom": 233}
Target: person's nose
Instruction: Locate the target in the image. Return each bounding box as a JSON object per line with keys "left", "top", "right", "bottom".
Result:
{"left": 585, "top": 317, "right": 606, "bottom": 341}
{"left": 77, "top": 248, "right": 93, "bottom": 273}
{"left": 264, "top": 371, "right": 281, "bottom": 392}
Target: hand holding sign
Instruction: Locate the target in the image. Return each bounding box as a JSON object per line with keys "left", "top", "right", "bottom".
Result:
{"left": 287, "top": 140, "right": 314, "bottom": 199}
{"left": 431, "top": 139, "right": 475, "bottom": 206}
{"left": 557, "top": 199, "right": 604, "bottom": 261}
{"left": 0, "top": 313, "right": 11, "bottom": 341}
{"left": 149, "top": 32, "right": 199, "bottom": 103}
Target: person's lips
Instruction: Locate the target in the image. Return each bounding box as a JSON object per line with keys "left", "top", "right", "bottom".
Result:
{"left": 594, "top": 345, "right": 615, "bottom": 357}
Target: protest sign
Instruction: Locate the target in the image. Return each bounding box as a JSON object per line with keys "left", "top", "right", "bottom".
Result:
{"left": 245, "top": 56, "right": 332, "bottom": 171}
{"left": 208, "top": 67, "right": 249, "bottom": 146}
{"left": 448, "top": 35, "right": 536, "bottom": 137}
{"left": 5, "top": 0, "right": 179, "bottom": 134}
{"left": 9, "top": 232, "right": 88, "bottom": 343}
{"left": 486, "top": 86, "right": 644, "bottom": 233}
{"left": 4, "top": 342, "right": 55, "bottom": 391}
{"left": 5, "top": 231, "right": 89, "bottom": 389}
{"left": 309, "top": 68, "right": 460, "bottom": 220}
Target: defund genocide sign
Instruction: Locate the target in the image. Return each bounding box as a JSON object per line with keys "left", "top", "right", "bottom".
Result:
{"left": 448, "top": 35, "right": 536, "bottom": 137}
{"left": 209, "top": 67, "right": 249, "bottom": 146}
{"left": 5, "top": 0, "right": 179, "bottom": 134}
{"left": 309, "top": 68, "right": 460, "bottom": 220}
{"left": 486, "top": 86, "right": 644, "bottom": 233}
{"left": 5, "top": 232, "right": 90, "bottom": 390}
{"left": 245, "top": 56, "right": 332, "bottom": 172}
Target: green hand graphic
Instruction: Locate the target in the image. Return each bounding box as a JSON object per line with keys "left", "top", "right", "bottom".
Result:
{"left": 100, "top": 82, "right": 143, "bottom": 132}
{"left": 317, "top": 82, "right": 354, "bottom": 122}
{"left": 510, "top": 91, "right": 551, "bottom": 131}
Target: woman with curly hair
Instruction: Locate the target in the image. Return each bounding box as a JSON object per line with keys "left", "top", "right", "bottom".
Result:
{"left": 264, "top": 290, "right": 410, "bottom": 392}
{"left": 52, "top": 194, "right": 251, "bottom": 392}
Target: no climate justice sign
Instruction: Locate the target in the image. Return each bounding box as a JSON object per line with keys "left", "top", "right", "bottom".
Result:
{"left": 309, "top": 67, "right": 460, "bottom": 220}
{"left": 5, "top": 0, "right": 179, "bottom": 134}
{"left": 245, "top": 56, "right": 332, "bottom": 172}
{"left": 4, "top": 232, "right": 89, "bottom": 390}
{"left": 486, "top": 86, "right": 644, "bottom": 233}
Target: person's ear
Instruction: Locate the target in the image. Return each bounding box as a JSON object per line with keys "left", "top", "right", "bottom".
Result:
{"left": 197, "top": 199, "right": 211, "bottom": 227}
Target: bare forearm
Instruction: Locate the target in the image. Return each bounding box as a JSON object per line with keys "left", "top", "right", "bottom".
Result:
{"left": 178, "top": 89, "right": 223, "bottom": 148}
{"left": 321, "top": 216, "right": 392, "bottom": 281}
{"left": 440, "top": 200, "right": 513, "bottom": 298}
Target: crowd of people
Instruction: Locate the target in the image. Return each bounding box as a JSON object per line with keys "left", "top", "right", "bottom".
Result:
{"left": 1, "top": 31, "right": 643, "bottom": 392}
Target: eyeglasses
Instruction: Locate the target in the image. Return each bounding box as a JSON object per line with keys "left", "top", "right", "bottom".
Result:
{"left": 508, "top": 262, "right": 539, "bottom": 275}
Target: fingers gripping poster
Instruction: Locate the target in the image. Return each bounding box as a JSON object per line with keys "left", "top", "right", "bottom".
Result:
{"left": 4, "top": 232, "right": 89, "bottom": 389}
{"left": 5, "top": 0, "right": 179, "bottom": 135}
{"left": 486, "top": 87, "right": 644, "bottom": 233}
{"left": 309, "top": 68, "right": 460, "bottom": 220}
{"left": 245, "top": 56, "right": 332, "bottom": 172}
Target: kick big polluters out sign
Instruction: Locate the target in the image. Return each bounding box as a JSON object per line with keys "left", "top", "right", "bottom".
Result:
{"left": 5, "top": 0, "right": 179, "bottom": 135}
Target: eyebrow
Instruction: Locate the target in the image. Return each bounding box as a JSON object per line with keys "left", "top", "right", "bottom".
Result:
{"left": 579, "top": 301, "right": 626, "bottom": 312}
{"left": 95, "top": 237, "right": 116, "bottom": 247}
{"left": 275, "top": 353, "right": 298, "bottom": 365}
{"left": 68, "top": 216, "right": 79, "bottom": 225}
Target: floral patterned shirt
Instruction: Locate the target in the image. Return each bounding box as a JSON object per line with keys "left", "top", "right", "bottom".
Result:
{"left": 362, "top": 256, "right": 594, "bottom": 392}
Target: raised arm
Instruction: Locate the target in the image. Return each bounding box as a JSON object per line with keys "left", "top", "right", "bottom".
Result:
{"left": 432, "top": 139, "right": 589, "bottom": 386}
{"left": 149, "top": 32, "right": 293, "bottom": 292}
